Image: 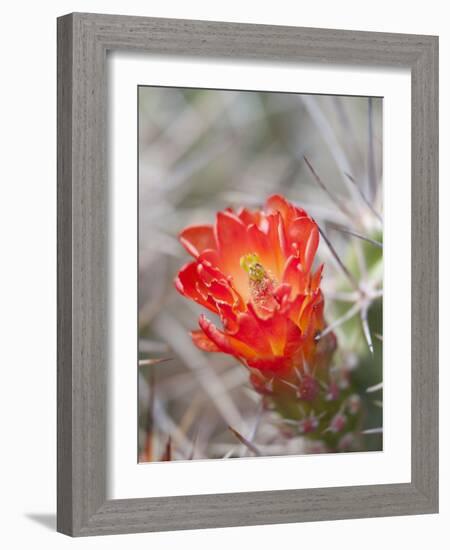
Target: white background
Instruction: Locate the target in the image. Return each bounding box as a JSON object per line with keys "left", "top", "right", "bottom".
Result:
{"left": 0, "top": 1, "right": 446, "bottom": 549}
{"left": 110, "top": 56, "right": 411, "bottom": 498}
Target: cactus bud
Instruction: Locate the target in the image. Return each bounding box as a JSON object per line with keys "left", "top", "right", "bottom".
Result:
{"left": 298, "top": 416, "right": 319, "bottom": 434}
{"left": 347, "top": 394, "right": 361, "bottom": 414}
{"left": 329, "top": 413, "right": 347, "bottom": 433}
{"left": 298, "top": 376, "right": 319, "bottom": 401}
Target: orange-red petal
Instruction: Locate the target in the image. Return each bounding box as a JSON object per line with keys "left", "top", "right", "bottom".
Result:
{"left": 179, "top": 225, "right": 216, "bottom": 257}
{"left": 191, "top": 330, "right": 222, "bottom": 352}
{"left": 198, "top": 315, "right": 236, "bottom": 355}
{"left": 266, "top": 194, "right": 307, "bottom": 227}
{"left": 174, "top": 262, "right": 217, "bottom": 313}
{"left": 287, "top": 217, "right": 319, "bottom": 272}
{"left": 282, "top": 256, "right": 310, "bottom": 296}
{"left": 236, "top": 207, "right": 262, "bottom": 226}
{"left": 214, "top": 211, "right": 252, "bottom": 297}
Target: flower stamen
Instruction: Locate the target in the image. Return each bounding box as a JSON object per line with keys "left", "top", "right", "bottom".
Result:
{"left": 240, "top": 253, "right": 266, "bottom": 282}
{"left": 240, "top": 253, "right": 279, "bottom": 315}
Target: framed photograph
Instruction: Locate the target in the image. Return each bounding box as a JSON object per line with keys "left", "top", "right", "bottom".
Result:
{"left": 57, "top": 13, "right": 438, "bottom": 536}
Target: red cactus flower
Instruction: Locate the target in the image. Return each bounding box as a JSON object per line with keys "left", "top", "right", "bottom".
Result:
{"left": 175, "top": 195, "right": 335, "bottom": 378}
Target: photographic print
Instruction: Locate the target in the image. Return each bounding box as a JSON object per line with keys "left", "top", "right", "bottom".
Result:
{"left": 138, "top": 86, "right": 383, "bottom": 462}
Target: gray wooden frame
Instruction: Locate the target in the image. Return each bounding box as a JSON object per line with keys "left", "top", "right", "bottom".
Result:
{"left": 57, "top": 12, "right": 438, "bottom": 537}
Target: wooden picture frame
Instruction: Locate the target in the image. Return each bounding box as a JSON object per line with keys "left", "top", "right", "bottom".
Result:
{"left": 57, "top": 12, "right": 438, "bottom": 536}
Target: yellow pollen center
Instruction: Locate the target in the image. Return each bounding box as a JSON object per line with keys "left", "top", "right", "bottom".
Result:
{"left": 240, "top": 252, "right": 279, "bottom": 323}
{"left": 240, "top": 253, "right": 266, "bottom": 282}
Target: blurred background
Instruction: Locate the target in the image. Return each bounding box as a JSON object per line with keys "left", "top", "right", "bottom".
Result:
{"left": 138, "top": 87, "right": 383, "bottom": 462}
